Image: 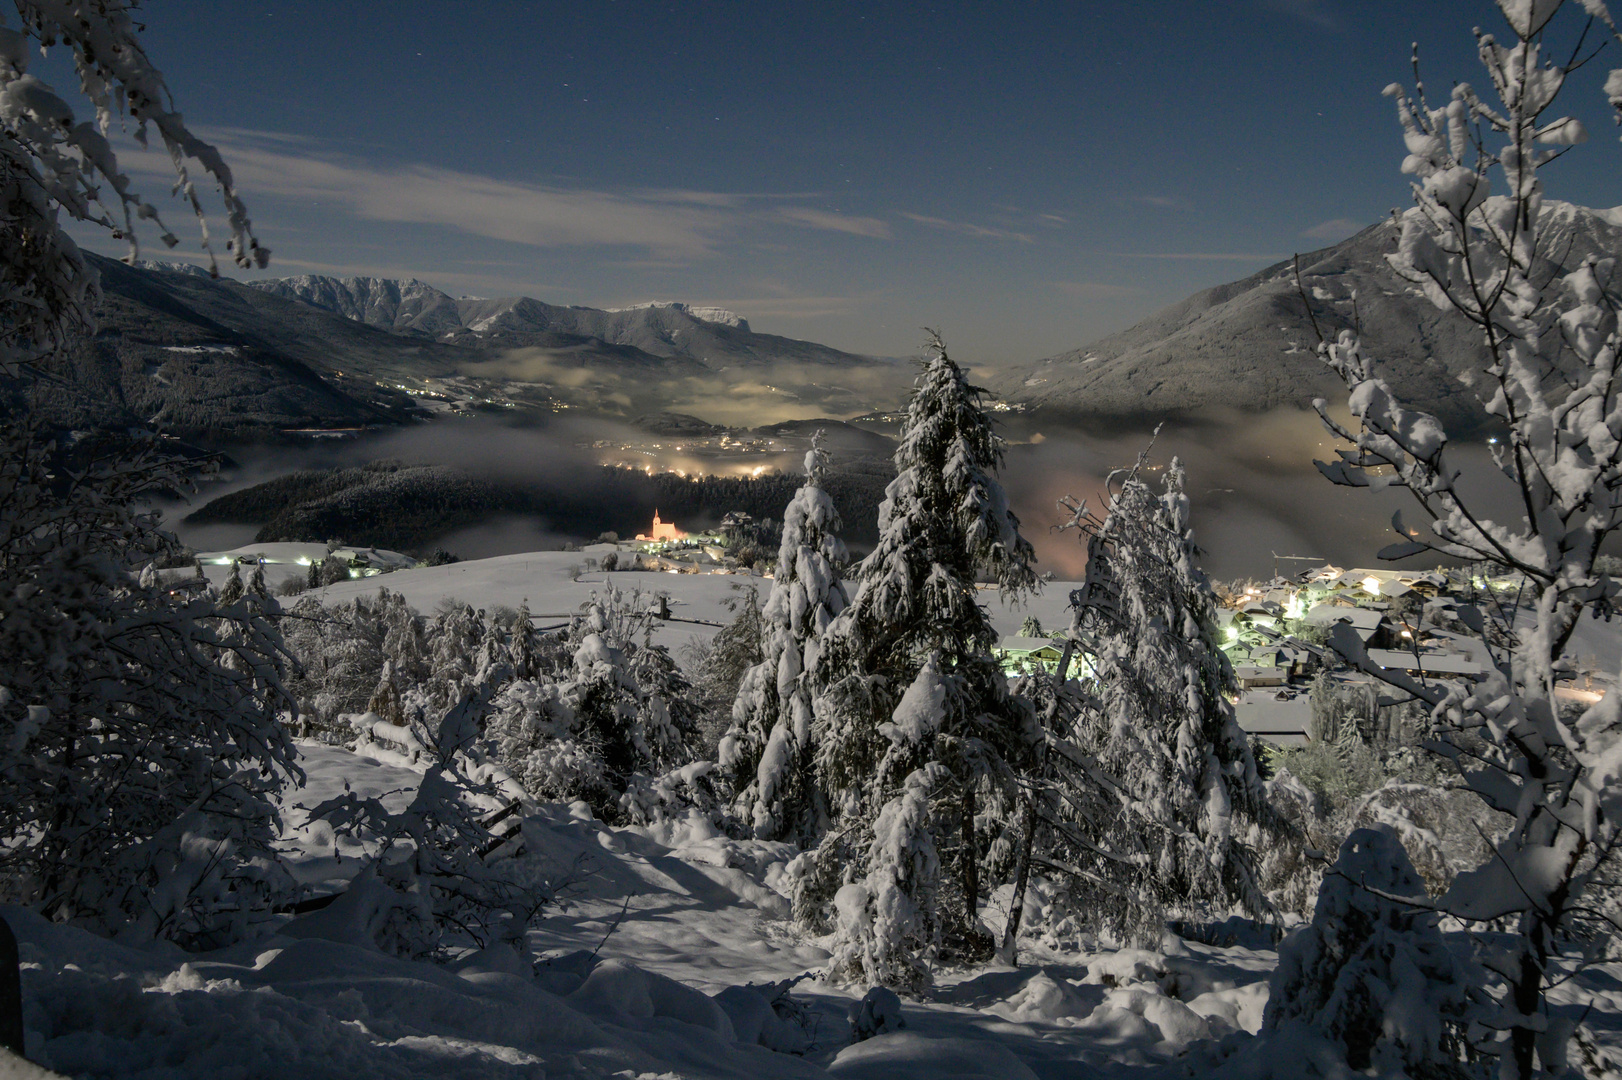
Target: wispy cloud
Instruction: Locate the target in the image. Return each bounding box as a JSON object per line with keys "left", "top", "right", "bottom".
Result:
{"left": 1109, "top": 251, "right": 1283, "bottom": 261}
{"left": 777, "top": 206, "right": 891, "bottom": 238}
{"left": 1053, "top": 281, "right": 1144, "bottom": 299}
{"left": 901, "top": 213, "right": 1033, "bottom": 242}
{"left": 1302, "top": 216, "right": 1364, "bottom": 241}
{"left": 173, "top": 140, "right": 730, "bottom": 258}
{"left": 116, "top": 131, "right": 894, "bottom": 259}
{"left": 1261, "top": 0, "right": 1341, "bottom": 30}
{"left": 1128, "top": 195, "right": 1194, "bottom": 212}
{"left": 706, "top": 294, "right": 867, "bottom": 320}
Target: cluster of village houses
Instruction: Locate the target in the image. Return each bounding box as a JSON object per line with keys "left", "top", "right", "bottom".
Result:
{"left": 995, "top": 565, "right": 1609, "bottom": 749}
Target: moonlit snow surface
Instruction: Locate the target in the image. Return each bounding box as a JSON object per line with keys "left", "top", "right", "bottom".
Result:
{"left": 295, "top": 547, "right": 1080, "bottom": 653}
{"left": 11, "top": 735, "right": 1622, "bottom": 1077}
{"left": 8, "top": 735, "right": 1293, "bottom": 1080}
{"left": 29, "top": 549, "right": 1616, "bottom": 1077}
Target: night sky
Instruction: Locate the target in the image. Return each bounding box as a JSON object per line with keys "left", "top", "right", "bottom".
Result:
{"left": 60, "top": 1, "right": 1622, "bottom": 362}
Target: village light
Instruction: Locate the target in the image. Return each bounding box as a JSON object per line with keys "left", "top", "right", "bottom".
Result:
{"left": 1362, "top": 576, "right": 1382, "bottom": 595}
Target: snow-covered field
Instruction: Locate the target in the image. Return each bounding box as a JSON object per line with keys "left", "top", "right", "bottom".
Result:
{"left": 23, "top": 733, "right": 1616, "bottom": 1078}
{"left": 286, "top": 547, "right": 1080, "bottom": 654}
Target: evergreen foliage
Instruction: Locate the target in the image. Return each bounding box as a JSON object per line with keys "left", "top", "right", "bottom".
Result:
{"left": 721, "top": 434, "right": 849, "bottom": 843}
{"left": 1264, "top": 826, "right": 1473, "bottom": 1078}
{"left": 810, "top": 333, "right": 1038, "bottom": 987}
{"left": 0, "top": 429, "right": 300, "bottom": 943}
{"left": 1050, "top": 455, "right": 1271, "bottom": 942}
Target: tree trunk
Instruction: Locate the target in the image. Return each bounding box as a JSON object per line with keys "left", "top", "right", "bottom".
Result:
{"left": 997, "top": 800, "right": 1039, "bottom": 966}
{"left": 998, "top": 638, "right": 1073, "bottom": 967}
{"left": 962, "top": 784, "right": 978, "bottom": 921}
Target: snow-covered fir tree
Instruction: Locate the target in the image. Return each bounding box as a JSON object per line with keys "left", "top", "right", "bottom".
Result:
{"left": 721, "top": 433, "right": 849, "bottom": 843}
{"left": 809, "top": 332, "right": 1038, "bottom": 986}
{"left": 1051, "top": 456, "right": 1271, "bottom": 943}
{"left": 0, "top": 432, "right": 299, "bottom": 943}
{"left": 0, "top": 1, "right": 285, "bottom": 945}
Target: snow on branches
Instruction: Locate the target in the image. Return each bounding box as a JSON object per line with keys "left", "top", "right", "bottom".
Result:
{"left": 0, "top": 427, "right": 300, "bottom": 943}
{"left": 1310, "top": 3, "right": 1622, "bottom": 1074}
{"left": 0, "top": 3, "right": 267, "bottom": 373}
{"left": 1051, "top": 454, "right": 1271, "bottom": 944}
{"left": 808, "top": 333, "right": 1039, "bottom": 987}
{"left": 721, "top": 432, "right": 849, "bottom": 844}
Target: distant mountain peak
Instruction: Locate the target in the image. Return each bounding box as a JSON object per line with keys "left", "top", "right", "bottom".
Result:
{"left": 607, "top": 301, "right": 750, "bottom": 331}
{"left": 132, "top": 259, "right": 215, "bottom": 279}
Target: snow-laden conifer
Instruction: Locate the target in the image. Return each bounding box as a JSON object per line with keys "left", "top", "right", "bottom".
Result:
{"left": 1261, "top": 826, "right": 1472, "bottom": 1078}
{"left": 721, "top": 433, "right": 849, "bottom": 843}
{"left": 0, "top": 432, "right": 299, "bottom": 942}
{"left": 809, "top": 333, "right": 1037, "bottom": 984}
{"left": 1052, "top": 456, "right": 1271, "bottom": 942}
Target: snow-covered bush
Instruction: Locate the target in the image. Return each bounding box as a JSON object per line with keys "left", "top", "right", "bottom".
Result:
{"left": 484, "top": 589, "right": 702, "bottom": 822}
{"left": 847, "top": 986, "right": 906, "bottom": 1042}
{"left": 619, "top": 761, "right": 726, "bottom": 828}
{"left": 309, "top": 700, "right": 554, "bottom": 960}
{"left": 1263, "top": 826, "right": 1474, "bottom": 1078}
{"left": 281, "top": 588, "right": 425, "bottom": 740}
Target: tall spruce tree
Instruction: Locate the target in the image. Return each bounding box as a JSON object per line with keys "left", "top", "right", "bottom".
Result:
{"left": 809, "top": 332, "right": 1037, "bottom": 986}
{"left": 721, "top": 433, "right": 849, "bottom": 843}
{"left": 1051, "top": 456, "right": 1270, "bottom": 943}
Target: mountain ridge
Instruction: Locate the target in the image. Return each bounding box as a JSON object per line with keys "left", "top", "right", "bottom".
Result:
{"left": 997, "top": 200, "right": 1622, "bottom": 434}
{"left": 245, "top": 275, "right": 887, "bottom": 372}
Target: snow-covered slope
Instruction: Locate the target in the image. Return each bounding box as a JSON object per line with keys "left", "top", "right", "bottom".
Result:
{"left": 0, "top": 739, "right": 1280, "bottom": 1079}
{"left": 997, "top": 202, "right": 1622, "bottom": 434}
{"left": 289, "top": 548, "right": 1079, "bottom": 655}
{"left": 22, "top": 734, "right": 1613, "bottom": 1077}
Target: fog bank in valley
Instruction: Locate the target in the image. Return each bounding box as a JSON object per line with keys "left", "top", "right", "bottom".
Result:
{"left": 164, "top": 406, "right": 1526, "bottom": 583}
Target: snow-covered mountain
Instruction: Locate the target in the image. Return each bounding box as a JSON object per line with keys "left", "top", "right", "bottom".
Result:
{"left": 997, "top": 201, "right": 1622, "bottom": 434}
{"left": 248, "top": 275, "right": 890, "bottom": 372}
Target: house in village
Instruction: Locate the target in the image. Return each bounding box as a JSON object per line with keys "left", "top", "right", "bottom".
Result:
{"left": 994, "top": 636, "right": 1079, "bottom": 678}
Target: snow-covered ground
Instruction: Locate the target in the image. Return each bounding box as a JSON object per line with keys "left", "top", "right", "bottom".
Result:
{"left": 291, "top": 548, "right": 1080, "bottom": 653}
{"left": 38, "top": 549, "right": 1606, "bottom": 1078}
{"left": 7, "top": 740, "right": 1307, "bottom": 1080}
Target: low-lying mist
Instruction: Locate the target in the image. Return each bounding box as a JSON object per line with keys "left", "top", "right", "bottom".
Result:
{"left": 459, "top": 348, "right": 918, "bottom": 426}
{"left": 1004, "top": 406, "right": 1522, "bottom": 582}
{"left": 166, "top": 406, "right": 1525, "bottom": 583}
